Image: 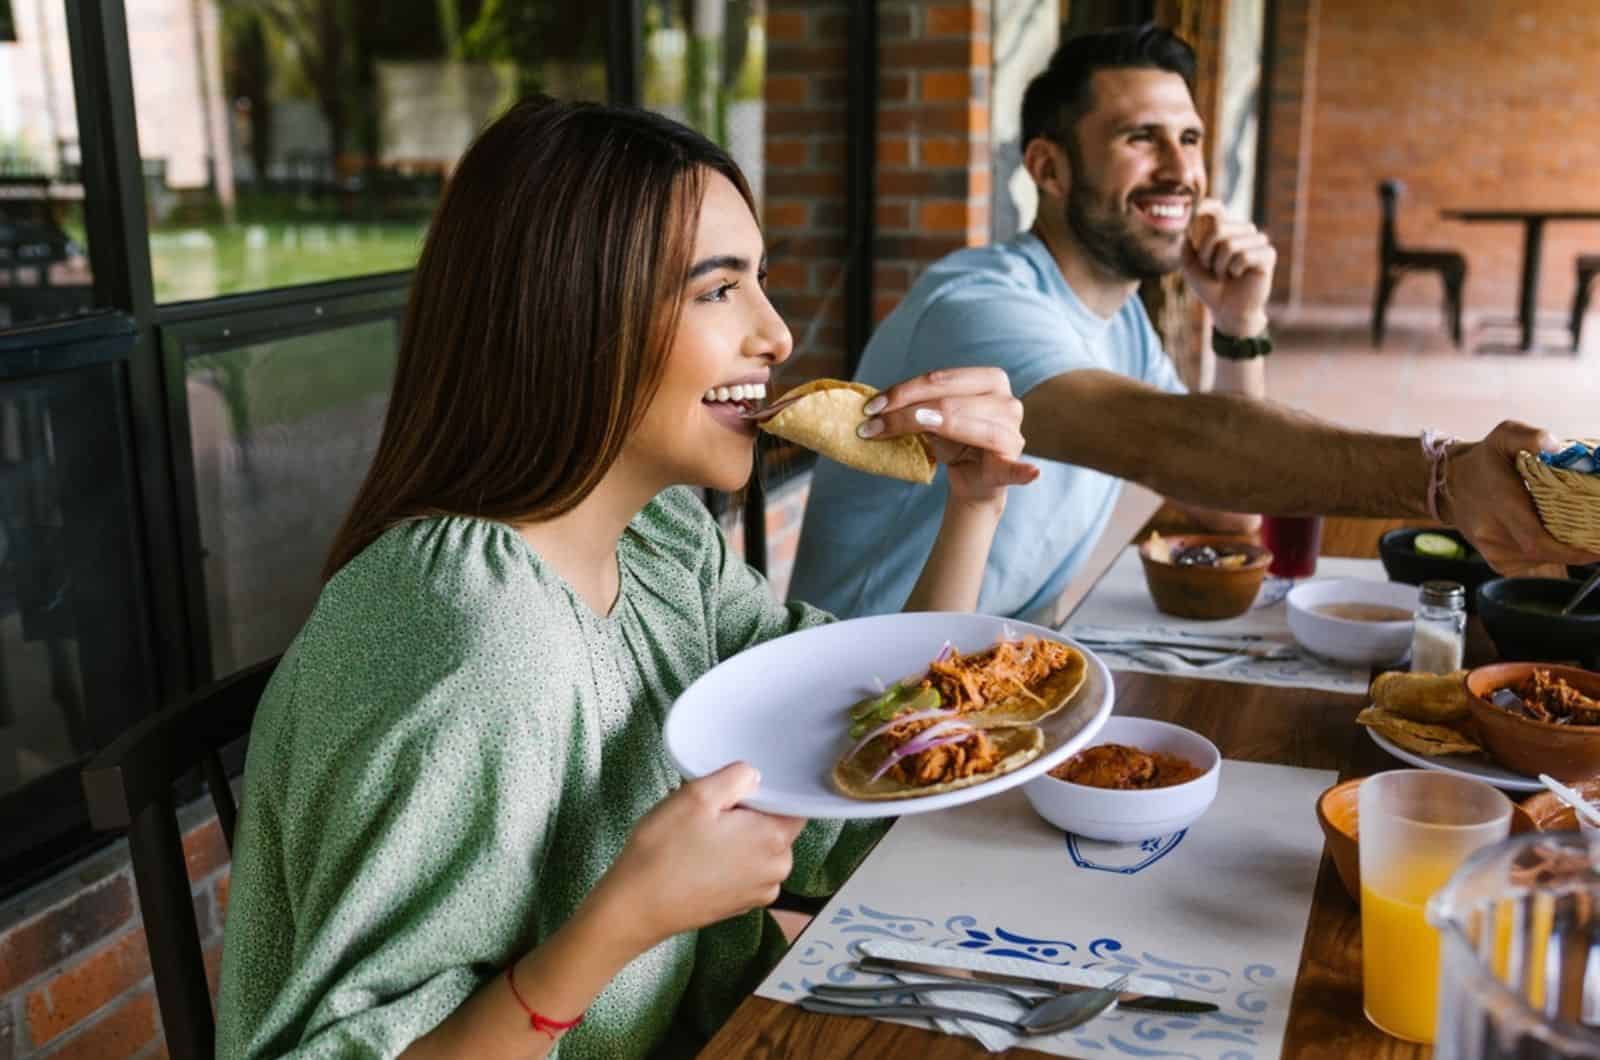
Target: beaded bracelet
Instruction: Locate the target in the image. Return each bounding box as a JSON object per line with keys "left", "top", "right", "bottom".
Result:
{"left": 1420, "top": 429, "right": 1458, "bottom": 523}
{"left": 505, "top": 966, "right": 585, "bottom": 1039}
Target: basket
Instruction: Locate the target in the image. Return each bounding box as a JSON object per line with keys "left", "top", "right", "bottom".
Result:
{"left": 1517, "top": 441, "right": 1600, "bottom": 552}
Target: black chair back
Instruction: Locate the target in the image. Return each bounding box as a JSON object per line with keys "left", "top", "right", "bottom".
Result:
{"left": 80, "top": 657, "right": 279, "bottom": 1060}
{"left": 1378, "top": 180, "right": 1403, "bottom": 261}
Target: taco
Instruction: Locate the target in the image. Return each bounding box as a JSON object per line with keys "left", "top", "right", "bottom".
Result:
{"left": 832, "top": 720, "right": 1044, "bottom": 800}
{"left": 1355, "top": 705, "right": 1482, "bottom": 757}
{"left": 750, "top": 379, "right": 936, "bottom": 484}
{"left": 831, "top": 634, "right": 1088, "bottom": 800}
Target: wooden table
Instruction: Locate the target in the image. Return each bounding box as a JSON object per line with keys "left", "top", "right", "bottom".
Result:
{"left": 700, "top": 516, "right": 1489, "bottom": 1059}
{"left": 1439, "top": 207, "right": 1600, "bottom": 352}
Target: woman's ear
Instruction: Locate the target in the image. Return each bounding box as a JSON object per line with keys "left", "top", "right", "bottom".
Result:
{"left": 1022, "top": 136, "right": 1070, "bottom": 202}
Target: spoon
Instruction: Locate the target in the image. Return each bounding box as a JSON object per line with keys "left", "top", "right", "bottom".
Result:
{"left": 1537, "top": 773, "right": 1600, "bottom": 831}
{"left": 1561, "top": 567, "right": 1600, "bottom": 616}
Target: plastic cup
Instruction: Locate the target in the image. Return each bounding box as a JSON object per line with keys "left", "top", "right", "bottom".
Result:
{"left": 1261, "top": 515, "right": 1324, "bottom": 578}
{"left": 1359, "top": 770, "right": 1513, "bottom": 1043}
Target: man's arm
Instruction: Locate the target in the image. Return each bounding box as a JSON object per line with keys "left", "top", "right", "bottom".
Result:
{"left": 1021, "top": 368, "right": 1598, "bottom": 575}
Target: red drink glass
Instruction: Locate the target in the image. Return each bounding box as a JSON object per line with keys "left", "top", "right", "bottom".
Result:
{"left": 1261, "top": 515, "right": 1323, "bottom": 578}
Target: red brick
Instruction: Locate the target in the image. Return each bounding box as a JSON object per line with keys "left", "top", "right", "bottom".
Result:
{"left": 764, "top": 260, "right": 809, "bottom": 291}
{"left": 873, "top": 263, "right": 914, "bottom": 291}
{"left": 764, "top": 11, "right": 807, "bottom": 42}
{"left": 763, "top": 200, "right": 810, "bottom": 231}
{"left": 0, "top": 874, "right": 134, "bottom": 993}
{"left": 773, "top": 171, "right": 845, "bottom": 198}
{"left": 879, "top": 169, "right": 970, "bottom": 198}
{"left": 875, "top": 234, "right": 968, "bottom": 262}
{"left": 182, "top": 818, "right": 227, "bottom": 884}
{"left": 881, "top": 39, "right": 973, "bottom": 69}
{"left": 919, "top": 137, "right": 973, "bottom": 167}
{"left": 919, "top": 200, "right": 972, "bottom": 233}
{"left": 926, "top": 5, "right": 981, "bottom": 36}
{"left": 25, "top": 928, "right": 153, "bottom": 1044}
{"left": 878, "top": 104, "right": 979, "bottom": 137}
{"left": 765, "top": 74, "right": 810, "bottom": 107}
{"left": 767, "top": 43, "right": 849, "bottom": 70}
{"left": 816, "top": 140, "right": 848, "bottom": 166}
{"left": 765, "top": 108, "right": 846, "bottom": 136}
{"left": 920, "top": 71, "right": 971, "bottom": 103}
{"left": 215, "top": 872, "right": 230, "bottom": 925}
{"left": 879, "top": 74, "right": 911, "bottom": 103}
{"left": 40, "top": 989, "right": 157, "bottom": 1060}
{"left": 766, "top": 138, "right": 810, "bottom": 169}
{"left": 874, "top": 293, "right": 903, "bottom": 323}
{"left": 875, "top": 201, "right": 912, "bottom": 230}
{"left": 814, "top": 10, "right": 850, "bottom": 38}
{"left": 877, "top": 137, "right": 911, "bottom": 167}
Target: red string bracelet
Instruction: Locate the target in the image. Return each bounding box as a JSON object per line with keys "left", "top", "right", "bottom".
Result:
{"left": 504, "top": 965, "right": 584, "bottom": 1039}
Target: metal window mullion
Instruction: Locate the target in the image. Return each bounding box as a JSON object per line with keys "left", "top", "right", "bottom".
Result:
{"left": 607, "top": 0, "right": 642, "bottom": 106}
{"left": 64, "top": 0, "right": 199, "bottom": 697}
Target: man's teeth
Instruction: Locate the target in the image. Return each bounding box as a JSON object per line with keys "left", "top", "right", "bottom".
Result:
{"left": 1144, "top": 202, "right": 1188, "bottom": 219}
{"left": 702, "top": 383, "right": 768, "bottom": 403}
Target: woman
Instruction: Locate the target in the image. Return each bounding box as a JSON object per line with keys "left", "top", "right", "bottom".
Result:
{"left": 216, "top": 97, "right": 1036, "bottom": 1059}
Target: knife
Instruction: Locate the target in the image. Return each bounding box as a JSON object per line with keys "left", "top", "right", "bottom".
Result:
{"left": 854, "top": 956, "right": 1219, "bottom": 1014}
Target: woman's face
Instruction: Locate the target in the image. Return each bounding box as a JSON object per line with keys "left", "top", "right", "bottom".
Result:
{"left": 625, "top": 170, "right": 793, "bottom": 493}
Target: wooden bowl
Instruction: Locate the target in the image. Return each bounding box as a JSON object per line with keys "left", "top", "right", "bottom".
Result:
{"left": 1519, "top": 776, "right": 1600, "bottom": 832}
{"left": 1137, "top": 534, "right": 1272, "bottom": 620}
{"left": 1465, "top": 663, "right": 1600, "bottom": 782}
{"left": 1315, "top": 775, "right": 1536, "bottom": 905}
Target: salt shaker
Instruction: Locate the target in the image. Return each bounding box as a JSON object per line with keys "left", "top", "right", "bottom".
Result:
{"left": 1411, "top": 580, "right": 1466, "bottom": 673}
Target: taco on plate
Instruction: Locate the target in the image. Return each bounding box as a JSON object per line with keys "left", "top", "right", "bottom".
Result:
{"left": 831, "top": 634, "right": 1088, "bottom": 800}
{"left": 749, "top": 379, "right": 936, "bottom": 484}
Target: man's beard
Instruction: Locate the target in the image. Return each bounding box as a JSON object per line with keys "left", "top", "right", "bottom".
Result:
{"left": 1061, "top": 143, "right": 1187, "bottom": 281}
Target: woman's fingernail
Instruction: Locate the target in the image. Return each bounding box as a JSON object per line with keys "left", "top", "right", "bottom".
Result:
{"left": 863, "top": 395, "right": 886, "bottom": 416}
{"left": 857, "top": 418, "right": 883, "bottom": 438}
{"left": 914, "top": 408, "right": 944, "bottom": 428}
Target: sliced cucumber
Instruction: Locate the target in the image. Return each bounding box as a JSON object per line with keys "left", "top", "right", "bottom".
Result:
{"left": 1414, "top": 532, "right": 1467, "bottom": 561}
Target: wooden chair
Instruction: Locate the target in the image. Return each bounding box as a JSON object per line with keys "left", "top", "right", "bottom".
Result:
{"left": 1573, "top": 254, "right": 1600, "bottom": 352}
{"left": 1373, "top": 180, "right": 1467, "bottom": 347}
{"left": 80, "top": 657, "right": 279, "bottom": 1060}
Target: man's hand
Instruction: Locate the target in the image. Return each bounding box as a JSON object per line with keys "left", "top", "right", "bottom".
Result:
{"left": 1446, "top": 421, "right": 1600, "bottom": 576}
{"left": 1181, "top": 199, "right": 1276, "bottom": 339}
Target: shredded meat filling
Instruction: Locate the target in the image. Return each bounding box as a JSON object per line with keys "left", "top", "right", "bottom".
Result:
{"left": 1050, "top": 743, "right": 1203, "bottom": 790}
{"left": 887, "top": 730, "right": 1001, "bottom": 787}
{"left": 1513, "top": 669, "right": 1600, "bottom": 725}
{"left": 924, "top": 636, "right": 1077, "bottom": 714}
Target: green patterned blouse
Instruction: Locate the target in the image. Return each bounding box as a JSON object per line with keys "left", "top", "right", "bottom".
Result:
{"left": 216, "top": 487, "right": 884, "bottom": 1058}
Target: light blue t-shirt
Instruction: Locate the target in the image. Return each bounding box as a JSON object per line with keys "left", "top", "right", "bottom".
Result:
{"left": 787, "top": 232, "right": 1185, "bottom": 620}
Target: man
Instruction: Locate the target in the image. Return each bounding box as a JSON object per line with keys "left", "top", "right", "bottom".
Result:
{"left": 788, "top": 24, "right": 1594, "bottom": 621}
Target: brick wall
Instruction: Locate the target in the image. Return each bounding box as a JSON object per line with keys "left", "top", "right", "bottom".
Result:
{"left": 1266, "top": 0, "right": 1600, "bottom": 314}
{"left": 0, "top": 811, "right": 229, "bottom": 1059}
{"left": 765, "top": 0, "right": 991, "bottom": 383}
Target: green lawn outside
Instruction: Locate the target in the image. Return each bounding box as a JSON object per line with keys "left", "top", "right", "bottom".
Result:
{"left": 150, "top": 221, "right": 427, "bottom": 305}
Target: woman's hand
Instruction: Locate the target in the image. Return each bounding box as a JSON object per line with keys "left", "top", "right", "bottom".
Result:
{"left": 860, "top": 367, "right": 1039, "bottom": 506}
{"left": 594, "top": 763, "right": 806, "bottom": 950}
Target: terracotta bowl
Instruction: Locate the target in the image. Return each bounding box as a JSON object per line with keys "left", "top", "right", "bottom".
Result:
{"left": 1315, "top": 775, "right": 1536, "bottom": 904}
{"left": 1519, "top": 775, "right": 1600, "bottom": 832}
{"left": 1137, "top": 534, "right": 1272, "bottom": 621}
{"left": 1465, "top": 663, "right": 1600, "bottom": 782}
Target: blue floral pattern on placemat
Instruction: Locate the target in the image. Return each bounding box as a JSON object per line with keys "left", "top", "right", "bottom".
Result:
{"left": 1066, "top": 831, "right": 1187, "bottom": 873}
{"left": 774, "top": 905, "right": 1275, "bottom": 1059}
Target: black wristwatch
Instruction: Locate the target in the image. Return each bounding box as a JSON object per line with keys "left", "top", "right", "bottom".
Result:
{"left": 1211, "top": 327, "right": 1273, "bottom": 361}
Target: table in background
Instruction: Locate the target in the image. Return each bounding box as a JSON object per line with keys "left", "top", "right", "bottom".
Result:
{"left": 700, "top": 517, "right": 1491, "bottom": 1060}
{"left": 1440, "top": 207, "right": 1600, "bottom": 352}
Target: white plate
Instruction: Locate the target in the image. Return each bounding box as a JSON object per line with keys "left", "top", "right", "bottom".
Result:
{"left": 664, "top": 612, "right": 1114, "bottom": 818}
{"left": 1367, "top": 727, "right": 1540, "bottom": 792}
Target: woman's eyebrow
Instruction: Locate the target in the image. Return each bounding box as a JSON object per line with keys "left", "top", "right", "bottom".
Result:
{"left": 687, "top": 254, "right": 752, "bottom": 280}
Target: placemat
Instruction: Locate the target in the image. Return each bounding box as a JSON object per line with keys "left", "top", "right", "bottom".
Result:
{"left": 1061, "top": 547, "right": 1388, "bottom": 694}
{"left": 758, "top": 758, "right": 1337, "bottom": 1058}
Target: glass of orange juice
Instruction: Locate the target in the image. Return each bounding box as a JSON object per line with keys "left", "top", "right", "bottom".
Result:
{"left": 1358, "top": 769, "right": 1511, "bottom": 1043}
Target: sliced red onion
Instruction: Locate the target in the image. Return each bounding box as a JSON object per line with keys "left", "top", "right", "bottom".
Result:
{"left": 869, "top": 729, "right": 979, "bottom": 783}
{"left": 934, "top": 641, "right": 955, "bottom": 664}
{"left": 843, "top": 706, "right": 956, "bottom": 763}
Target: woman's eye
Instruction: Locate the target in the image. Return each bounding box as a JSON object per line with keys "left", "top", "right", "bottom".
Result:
{"left": 699, "top": 280, "right": 740, "bottom": 303}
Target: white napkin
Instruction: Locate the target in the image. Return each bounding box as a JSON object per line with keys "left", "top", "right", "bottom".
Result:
{"left": 854, "top": 939, "right": 1175, "bottom": 1053}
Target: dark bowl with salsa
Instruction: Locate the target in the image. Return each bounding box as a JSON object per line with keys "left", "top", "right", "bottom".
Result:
{"left": 1378, "top": 527, "right": 1494, "bottom": 613}
{"left": 1477, "top": 577, "right": 1600, "bottom": 668}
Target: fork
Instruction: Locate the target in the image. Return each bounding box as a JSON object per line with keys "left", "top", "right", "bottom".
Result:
{"left": 799, "top": 973, "right": 1130, "bottom": 1036}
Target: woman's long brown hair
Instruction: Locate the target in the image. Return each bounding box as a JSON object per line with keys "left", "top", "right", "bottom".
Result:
{"left": 323, "top": 97, "right": 755, "bottom": 580}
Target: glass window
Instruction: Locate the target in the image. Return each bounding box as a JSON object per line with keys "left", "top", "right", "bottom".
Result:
{"left": 0, "top": 0, "right": 95, "bottom": 329}
{"left": 0, "top": 317, "right": 150, "bottom": 882}
{"left": 187, "top": 318, "right": 398, "bottom": 675}
{"left": 642, "top": 0, "right": 765, "bottom": 202}
{"left": 129, "top": 0, "right": 608, "bottom": 303}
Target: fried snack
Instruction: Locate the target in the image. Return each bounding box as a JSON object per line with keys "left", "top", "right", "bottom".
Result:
{"left": 1356, "top": 706, "right": 1482, "bottom": 757}
{"left": 756, "top": 379, "right": 936, "bottom": 484}
{"left": 1369, "top": 669, "right": 1472, "bottom": 724}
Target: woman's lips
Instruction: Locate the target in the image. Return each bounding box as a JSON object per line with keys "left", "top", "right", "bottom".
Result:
{"left": 703, "top": 399, "right": 758, "bottom": 435}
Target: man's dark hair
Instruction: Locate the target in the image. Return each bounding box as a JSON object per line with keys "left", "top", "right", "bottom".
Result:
{"left": 1020, "top": 23, "right": 1196, "bottom": 150}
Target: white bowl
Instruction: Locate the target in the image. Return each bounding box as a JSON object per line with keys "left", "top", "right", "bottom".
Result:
{"left": 1021, "top": 716, "right": 1220, "bottom": 843}
{"left": 1285, "top": 578, "right": 1418, "bottom": 666}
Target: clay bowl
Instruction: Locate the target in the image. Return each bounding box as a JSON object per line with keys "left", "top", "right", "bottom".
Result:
{"left": 1315, "top": 776, "right": 1536, "bottom": 904}
{"left": 1465, "top": 663, "right": 1600, "bottom": 782}
{"left": 1137, "top": 534, "right": 1272, "bottom": 621}
{"left": 1519, "top": 776, "right": 1600, "bottom": 833}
